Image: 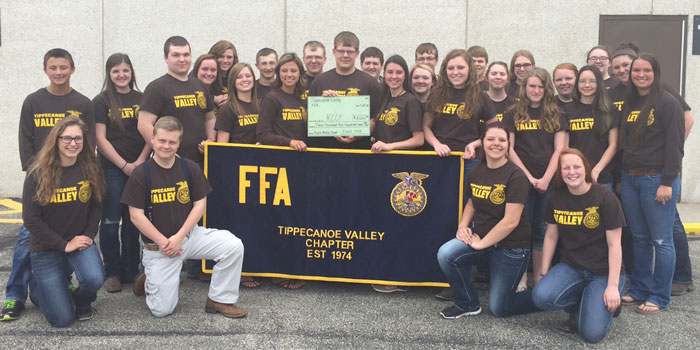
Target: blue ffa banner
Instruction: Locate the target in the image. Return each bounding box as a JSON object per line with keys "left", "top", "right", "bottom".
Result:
{"left": 204, "top": 143, "right": 464, "bottom": 287}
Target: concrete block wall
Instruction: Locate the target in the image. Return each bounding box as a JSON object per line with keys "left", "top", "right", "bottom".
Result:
{"left": 0, "top": 0, "right": 698, "bottom": 202}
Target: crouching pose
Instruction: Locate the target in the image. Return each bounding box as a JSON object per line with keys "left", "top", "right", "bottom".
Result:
{"left": 122, "top": 117, "right": 247, "bottom": 318}
{"left": 532, "top": 149, "right": 625, "bottom": 343}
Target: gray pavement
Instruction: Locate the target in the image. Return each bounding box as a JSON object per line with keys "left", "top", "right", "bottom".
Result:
{"left": 0, "top": 204, "right": 698, "bottom": 349}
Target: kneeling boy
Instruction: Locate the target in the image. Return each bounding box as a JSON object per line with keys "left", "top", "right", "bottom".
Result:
{"left": 122, "top": 116, "right": 246, "bottom": 318}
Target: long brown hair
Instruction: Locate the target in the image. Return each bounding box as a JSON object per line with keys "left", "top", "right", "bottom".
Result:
{"left": 575, "top": 65, "right": 614, "bottom": 138}
{"left": 100, "top": 53, "right": 139, "bottom": 130}
{"left": 427, "top": 49, "right": 483, "bottom": 120}
{"left": 226, "top": 63, "right": 260, "bottom": 116}
{"left": 511, "top": 68, "right": 561, "bottom": 133}
{"left": 28, "top": 116, "right": 105, "bottom": 205}
{"left": 208, "top": 40, "right": 239, "bottom": 94}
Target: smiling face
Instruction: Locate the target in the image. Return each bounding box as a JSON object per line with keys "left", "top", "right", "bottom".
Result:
{"left": 151, "top": 128, "right": 181, "bottom": 162}
{"left": 513, "top": 56, "right": 533, "bottom": 82}
{"left": 631, "top": 58, "right": 654, "bottom": 94}
{"left": 165, "top": 44, "right": 192, "bottom": 78}
{"left": 235, "top": 66, "right": 254, "bottom": 93}
{"left": 197, "top": 59, "right": 218, "bottom": 86}
{"left": 525, "top": 76, "right": 544, "bottom": 106}
{"left": 57, "top": 125, "right": 84, "bottom": 165}
{"left": 217, "top": 49, "right": 235, "bottom": 72}
{"left": 612, "top": 55, "right": 632, "bottom": 83}
{"left": 577, "top": 70, "right": 597, "bottom": 100}
{"left": 279, "top": 61, "right": 300, "bottom": 91}
{"left": 483, "top": 127, "right": 509, "bottom": 162}
{"left": 361, "top": 57, "right": 382, "bottom": 79}
{"left": 383, "top": 63, "right": 405, "bottom": 92}
{"left": 256, "top": 53, "right": 278, "bottom": 81}
{"left": 44, "top": 57, "right": 75, "bottom": 88}
{"left": 487, "top": 64, "right": 508, "bottom": 90}
{"left": 109, "top": 62, "right": 132, "bottom": 92}
{"left": 587, "top": 48, "right": 610, "bottom": 76}
{"left": 553, "top": 68, "right": 576, "bottom": 98}
{"left": 411, "top": 67, "right": 432, "bottom": 95}
{"left": 446, "top": 56, "right": 469, "bottom": 88}
{"left": 560, "top": 153, "right": 588, "bottom": 190}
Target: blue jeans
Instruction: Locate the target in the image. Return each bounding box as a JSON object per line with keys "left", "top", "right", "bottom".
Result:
{"left": 99, "top": 163, "right": 141, "bottom": 281}
{"left": 4, "top": 225, "right": 31, "bottom": 303}
{"left": 525, "top": 187, "right": 549, "bottom": 250}
{"left": 672, "top": 209, "right": 693, "bottom": 284}
{"left": 29, "top": 244, "right": 105, "bottom": 327}
{"left": 437, "top": 238, "right": 538, "bottom": 316}
{"left": 532, "top": 263, "right": 625, "bottom": 343}
{"left": 620, "top": 172, "right": 678, "bottom": 307}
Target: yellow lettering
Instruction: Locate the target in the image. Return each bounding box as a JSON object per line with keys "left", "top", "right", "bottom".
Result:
{"left": 273, "top": 168, "right": 291, "bottom": 206}
{"left": 239, "top": 165, "right": 257, "bottom": 204}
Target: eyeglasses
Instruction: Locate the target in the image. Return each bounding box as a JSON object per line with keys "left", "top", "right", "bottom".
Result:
{"left": 587, "top": 56, "right": 609, "bottom": 63}
{"left": 58, "top": 136, "right": 84, "bottom": 144}
{"left": 514, "top": 63, "right": 532, "bottom": 70}
{"left": 335, "top": 49, "right": 357, "bottom": 56}
{"left": 416, "top": 57, "right": 437, "bottom": 62}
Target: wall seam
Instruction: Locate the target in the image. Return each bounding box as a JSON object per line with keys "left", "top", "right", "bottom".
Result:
{"left": 465, "top": 0, "right": 469, "bottom": 48}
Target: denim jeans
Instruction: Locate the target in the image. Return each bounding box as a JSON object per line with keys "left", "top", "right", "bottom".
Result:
{"left": 672, "top": 209, "right": 693, "bottom": 284}
{"left": 532, "top": 263, "right": 625, "bottom": 343}
{"left": 29, "top": 244, "right": 105, "bottom": 327}
{"left": 99, "top": 163, "right": 141, "bottom": 281}
{"left": 620, "top": 171, "right": 679, "bottom": 307}
{"left": 525, "top": 187, "right": 549, "bottom": 250}
{"left": 437, "top": 238, "right": 538, "bottom": 316}
{"left": 4, "top": 225, "right": 31, "bottom": 303}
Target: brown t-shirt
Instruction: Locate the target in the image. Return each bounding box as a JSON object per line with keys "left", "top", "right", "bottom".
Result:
{"left": 621, "top": 91, "right": 685, "bottom": 186}
{"left": 609, "top": 82, "right": 690, "bottom": 113}
{"left": 23, "top": 164, "right": 102, "bottom": 252}
{"left": 94, "top": 90, "right": 145, "bottom": 166}
{"left": 215, "top": 101, "right": 259, "bottom": 144}
{"left": 372, "top": 92, "right": 423, "bottom": 146}
{"left": 19, "top": 88, "right": 94, "bottom": 171}
{"left": 506, "top": 83, "right": 521, "bottom": 100}
{"left": 140, "top": 74, "right": 214, "bottom": 163}
{"left": 565, "top": 100, "right": 619, "bottom": 184}
{"left": 256, "top": 80, "right": 273, "bottom": 100}
{"left": 603, "top": 77, "right": 621, "bottom": 91}
{"left": 121, "top": 158, "right": 212, "bottom": 243}
{"left": 307, "top": 69, "right": 382, "bottom": 149}
{"left": 431, "top": 89, "right": 496, "bottom": 151}
{"left": 467, "top": 160, "right": 531, "bottom": 249}
{"left": 503, "top": 106, "right": 569, "bottom": 179}
{"left": 547, "top": 184, "right": 626, "bottom": 275}
{"left": 491, "top": 95, "right": 516, "bottom": 122}
{"left": 256, "top": 89, "right": 307, "bottom": 146}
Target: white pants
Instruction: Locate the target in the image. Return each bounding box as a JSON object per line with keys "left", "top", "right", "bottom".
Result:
{"left": 142, "top": 225, "right": 244, "bottom": 317}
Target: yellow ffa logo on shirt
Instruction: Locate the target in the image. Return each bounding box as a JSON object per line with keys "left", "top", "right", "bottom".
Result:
{"left": 390, "top": 172, "right": 429, "bottom": 217}
{"left": 489, "top": 184, "right": 506, "bottom": 204}
{"left": 77, "top": 181, "right": 91, "bottom": 203}
{"left": 456, "top": 103, "right": 470, "bottom": 120}
{"left": 347, "top": 88, "right": 360, "bottom": 96}
{"left": 583, "top": 206, "right": 600, "bottom": 229}
{"left": 380, "top": 108, "right": 400, "bottom": 126}
{"left": 196, "top": 91, "right": 207, "bottom": 109}
{"left": 67, "top": 110, "right": 82, "bottom": 118}
{"left": 176, "top": 181, "right": 190, "bottom": 204}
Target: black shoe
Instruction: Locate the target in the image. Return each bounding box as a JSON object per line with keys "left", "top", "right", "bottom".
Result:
{"left": 76, "top": 306, "right": 96, "bottom": 321}
{"left": 440, "top": 305, "right": 482, "bottom": 319}
{"left": 1, "top": 300, "right": 25, "bottom": 321}
{"left": 558, "top": 315, "right": 577, "bottom": 333}
{"left": 613, "top": 306, "right": 622, "bottom": 318}
{"left": 435, "top": 287, "right": 455, "bottom": 301}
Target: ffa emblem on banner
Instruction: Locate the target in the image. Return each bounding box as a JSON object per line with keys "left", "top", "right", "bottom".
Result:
{"left": 583, "top": 206, "right": 600, "bottom": 229}
{"left": 176, "top": 181, "right": 190, "bottom": 204}
{"left": 196, "top": 91, "right": 207, "bottom": 109}
{"left": 347, "top": 88, "right": 360, "bottom": 96}
{"left": 390, "top": 172, "right": 429, "bottom": 217}
{"left": 489, "top": 184, "right": 506, "bottom": 205}
{"left": 77, "top": 181, "right": 91, "bottom": 203}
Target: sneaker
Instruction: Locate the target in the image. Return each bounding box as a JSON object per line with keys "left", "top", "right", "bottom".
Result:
{"left": 205, "top": 298, "right": 247, "bottom": 318}
{"left": 435, "top": 287, "right": 455, "bottom": 301}
{"left": 104, "top": 276, "right": 122, "bottom": 293}
{"left": 371, "top": 284, "right": 408, "bottom": 293}
{"left": 1, "top": 300, "right": 25, "bottom": 321}
{"left": 133, "top": 272, "right": 146, "bottom": 297}
{"left": 440, "top": 305, "right": 482, "bottom": 319}
{"left": 671, "top": 282, "right": 695, "bottom": 296}
{"left": 76, "top": 306, "right": 96, "bottom": 321}
{"left": 557, "top": 315, "right": 578, "bottom": 333}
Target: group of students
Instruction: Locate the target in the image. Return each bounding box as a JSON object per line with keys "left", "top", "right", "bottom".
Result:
{"left": 0, "top": 31, "right": 693, "bottom": 343}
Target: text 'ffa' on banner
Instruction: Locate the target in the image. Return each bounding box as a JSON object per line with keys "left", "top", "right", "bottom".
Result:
{"left": 204, "top": 143, "right": 464, "bottom": 287}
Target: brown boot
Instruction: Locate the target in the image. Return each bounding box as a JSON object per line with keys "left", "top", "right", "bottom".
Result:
{"left": 205, "top": 297, "right": 247, "bottom": 318}
{"left": 104, "top": 276, "right": 122, "bottom": 293}
{"left": 133, "top": 273, "right": 146, "bottom": 297}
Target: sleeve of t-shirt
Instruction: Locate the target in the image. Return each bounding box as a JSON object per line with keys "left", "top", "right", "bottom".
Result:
{"left": 502, "top": 111, "right": 515, "bottom": 133}
{"left": 22, "top": 173, "right": 68, "bottom": 252}
{"left": 121, "top": 165, "right": 147, "bottom": 209}
{"left": 601, "top": 188, "right": 626, "bottom": 230}
{"left": 406, "top": 96, "right": 423, "bottom": 132}
{"left": 308, "top": 76, "right": 321, "bottom": 97}
{"left": 139, "top": 81, "right": 165, "bottom": 116}
{"left": 480, "top": 93, "right": 497, "bottom": 122}
{"left": 545, "top": 192, "right": 555, "bottom": 224}
{"left": 186, "top": 159, "right": 213, "bottom": 202}
{"left": 662, "top": 82, "right": 691, "bottom": 111}
{"left": 214, "top": 105, "right": 235, "bottom": 133}
{"left": 465, "top": 170, "right": 474, "bottom": 201}
{"left": 83, "top": 189, "right": 103, "bottom": 239}
{"left": 79, "top": 98, "right": 96, "bottom": 148}
{"left": 18, "top": 96, "right": 35, "bottom": 171}
{"left": 203, "top": 87, "right": 215, "bottom": 113}
{"left": 558, "top": 108, "right": 569, "bottom": 132}
{"left": 506, "top": 167, "right": 529, "bottom": 204}
{"left": 660, "top": 93, "right": 686, "bottom": 186}
{"left": 368, "top": 79, "right": 382, "bottom": 117}
{"left": 93, "top": 95, "right": 109, "bottom": 125}
{"left": 256, "top": 95, "right": 291, "bottom": 146}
